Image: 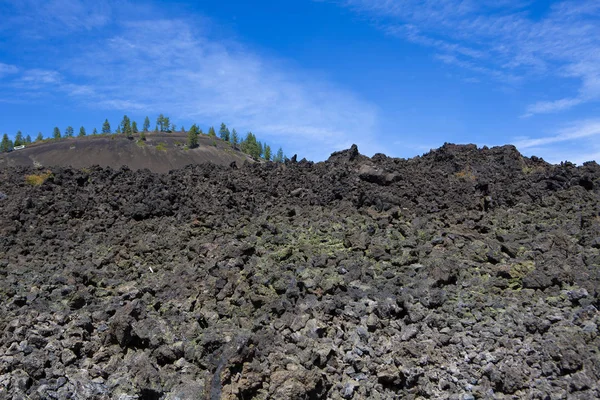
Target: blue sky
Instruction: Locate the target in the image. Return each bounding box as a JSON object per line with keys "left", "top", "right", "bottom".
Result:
{"left": 1, "top": 0, "right": 599, "bottom": 163}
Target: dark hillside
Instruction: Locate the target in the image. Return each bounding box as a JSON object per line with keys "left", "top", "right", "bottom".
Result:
{"left": 0, "top": 133, "right": 252, "bottom": 173}
{"left": 0, "top": 144, "right": 599, "bottom": 399}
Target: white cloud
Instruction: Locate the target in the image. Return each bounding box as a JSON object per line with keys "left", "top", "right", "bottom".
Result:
{"left": 512, "top": 119, "right": 600, "bottom": 164}
{"left": 10, "top": 69, "right": 95, "bottom": 99}
{"left": 59, "top": 18, "right": 380, "bottom": 160}
{"left": 523, "top": 97, "right": 583, "bottom": 117}
{"left": 338, "top": 0, "right": 600, "bottom": 116}
{"left": 2, "top": 2, "right": 381, "bottom": 160}
{"left": 1, "top": 0, "right": 111, "bottom": 34}
{"left": 514, "top": 120, "right": 600, "bottom": 149}
{"left": 19, "top": 69, "right": 62, "bottom": 85}
{"left": 0, "top": 63, "right": 18, "bottom": 78}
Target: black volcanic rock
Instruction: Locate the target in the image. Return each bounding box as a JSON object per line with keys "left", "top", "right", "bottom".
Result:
{"left": 0, "top": 144, "right": 599, "bottom": 399}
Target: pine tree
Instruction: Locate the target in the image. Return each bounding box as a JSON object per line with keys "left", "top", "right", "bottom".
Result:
{"left": 208, "top": 126, "right": 216, "bottom": 138}
{"left": 231, "top": 128, "right": 239, "bottom": 148}
{"left": 132, "top": 121, "right": 138, "bottom": 134}
{"left": 180, "top": 126, "right": 185, "bottom": 133}
{"left": 219, "top": 123, "right": 230, "bottom": 142}
{"left": 187, "top": 124, "right": 199, "bottom": 148}
{"left": 116, "top": 126, "right": 121, "bottom": 134}
{"left": 14, "top": 131, "right": 23, "bottom": 146}
{"left": 1, "top": 134, "right": 12, "bottom": 152}
{"left": 143, "top": 116, "right": 150, "bottom": 132}
{"left": 53, "top": 127, "right": 61, "bottom": 139}
{"left": 274, "top": 147, "right": 284, "bottom": 163}
{"left": 79, "top": 126, "right": 86, "bottom": 137}
{"left": 92, "top": 128, "right": 98, "bottom": 135}
{"left": 25, "top": 135, "right": 32, "bottom": 145}
{"left": 241, "top": 132, "right": 262, "bottom": 158}
{"left": 65, "top": 126, "right": 74, "bottom": 137}
{"left": 102, "top": 119, "right": 111, "bottom": 134}
{"left": 121, "top": 115, "right": 132, "bottom": 137}
{"left": 264, "top": 144, "right": 272, "bottom": 161}
{"left": 36, "top": 132, "right": 44, "bottom": 142}
{"left": 156, "top": 114, "right": 171, "bottom": 132}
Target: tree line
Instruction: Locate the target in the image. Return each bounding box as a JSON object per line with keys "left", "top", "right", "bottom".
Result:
{"left": 1, "top": 114, "right": 287, "bottom": 162}
{"left": 187, "top": 122, "right": 285, "bottom": 162}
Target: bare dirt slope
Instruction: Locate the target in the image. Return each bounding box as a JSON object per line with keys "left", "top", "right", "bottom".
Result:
{"left": 0, "top": 144, "right": 599, "bottom": 399}
{"left": 0, "top": 133, "right": 252, "bottom": 173}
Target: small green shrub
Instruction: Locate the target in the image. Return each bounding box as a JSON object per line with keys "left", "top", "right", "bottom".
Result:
{"left": 156, "top": 142, "right": 167, "bottom": 151}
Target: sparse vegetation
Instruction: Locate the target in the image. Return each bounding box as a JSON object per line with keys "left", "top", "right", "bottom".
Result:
{"left": 522, "top": 165, "right": 545, "bottom": 174}
{"left": 25, "top": 170, "right": 52, "bottom": 186}
{"left": 156, "top": 114, "right": 171, "bottom": 132}
{"left": 208, "top": 126, "right": 216, "bottom": 138}
{"left": 14, "top": 131, "right": 23, "bottom": 146}
{"left": 219, "top": 123, "right": 230, "bottom": 142}
{"left": 143, "top": 116, "right": 150, "bottom": 132}
{"left": 231, "top": 128, "right": 239, "bottom": 148}
{"left": 187, "top": 124, "right": 200, "bottom": 149}
{"left": 155, "top": 142, "right": 167, "bottom": 151}
{"left": 5, "top": 114, "right": 287, "bottom": 162}
{"left": 102, "top": 119, "right": 111, "bottom": 134}
{"left": 455, "top": 167, "right": 476, "bottom": 181}
{"left": 241, "top": 132, "right": 263, "bottom": 159}
{"left": 1, "top": 133, "right": 13, "bottom": 152}
{"left": 121, "top": 115, "right": 133, "bottom": 138}
{"left": 273, "top": 147, "right": 285, "bottom": 163}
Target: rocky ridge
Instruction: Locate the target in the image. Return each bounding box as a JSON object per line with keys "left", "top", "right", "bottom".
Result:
{"left": 0, "top": 143, "right": 599, "bottom": 399}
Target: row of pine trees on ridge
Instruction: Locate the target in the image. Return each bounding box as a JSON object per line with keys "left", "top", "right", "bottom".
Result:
{"left": 1, "top": 114, "right": 286, "bottom": 162}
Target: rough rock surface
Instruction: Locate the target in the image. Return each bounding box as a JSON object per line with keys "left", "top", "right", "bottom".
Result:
{"left": 0, "top": 143, "right": 599, "bottom": 399}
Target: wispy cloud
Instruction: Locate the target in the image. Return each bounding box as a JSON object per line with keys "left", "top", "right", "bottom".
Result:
{"left": 18, "top": 69, "right": 61, "bottom": 85}
{"left": 1, "top": 0, "right": 111, "bottom": 35}
{"left": 72, "top": 19, "right": 380, "bottom": 159}
{"left": 513, "top": 119, "right": 600, "bottom": 164}
{"left": 523, "top": 97, "right": 582, "bottom": 117}
{"left": 514, "top": 119, "right": 600, "bottom": 149}
{"left": 9, "top": 68, "right": 94, "bottom": 98}
{"left": 339, "top": 0, "right": 600, "bottom": 116}
{"left": 0, "top": 63, "right": 18, "bottom": 78}
{"left": 2, "top": 2, "right": 381, "bottom": 160}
